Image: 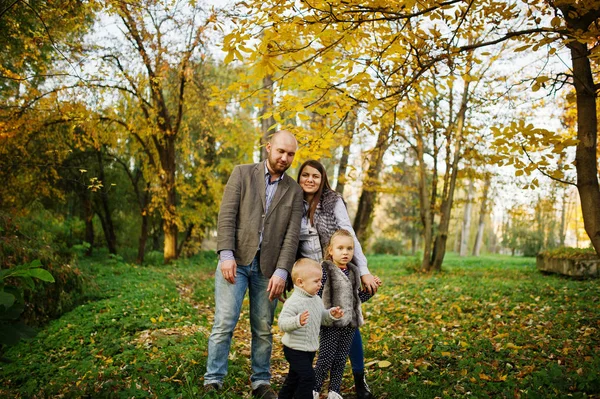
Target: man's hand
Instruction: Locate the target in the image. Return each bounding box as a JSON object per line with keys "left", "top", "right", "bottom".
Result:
{"left": 329, "top": 306, "right": 344, "bottom": 319}
{"left": 267, "top": 275, "right": 286, "bottom": 301}
{"left": 299, "top": 310, "right": 309, "bottom": 326}
{"left": 360, "top": 273, "right": 380, "bottom": 295}
{"left": 221, "top": 259, "right": 237, "bottom": 284}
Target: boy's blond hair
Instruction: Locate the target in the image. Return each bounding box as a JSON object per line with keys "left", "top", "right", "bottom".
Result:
{"left": 292, "top": 258, "right": 322, "bottom": 283}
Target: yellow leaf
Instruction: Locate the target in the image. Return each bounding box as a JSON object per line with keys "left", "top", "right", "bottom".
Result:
{"left": 441, "top": 351, "right": 452, "bottom": 357}
{"left": 224, "top": 51, "right": 234, "bottom": 65}
{"left": 536, "top": 76, "right": 550, "bottom": 84}
{"left": 152, "top": 346, "right": 158, "bottom": 353}
{"left": 151, "top": 317, "right": 157, "bottom": 323}
{"left": 378, "top": 360, "right": 392, "bottom": 368}
{"left": 158, "top": 314, "right": 164, "bottom": 322}
{"left": 505, "top": 342, "right": 522, "bottom": 350}
{"left": 479, "top": 373, "right": 491, "bottom": 381}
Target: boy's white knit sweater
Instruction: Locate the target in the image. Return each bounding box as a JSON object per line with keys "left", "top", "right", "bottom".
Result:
{"left": 278, "top": 286, "right": 335, "bottom": 352}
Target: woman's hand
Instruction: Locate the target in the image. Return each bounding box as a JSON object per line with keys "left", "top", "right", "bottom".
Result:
{"left": 361, "top": 273, "right": 380, "bottom": 295}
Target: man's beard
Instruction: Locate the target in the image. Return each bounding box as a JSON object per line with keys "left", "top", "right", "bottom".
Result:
{"left": 268, "top": 156, "right": 289, "bottom": 174}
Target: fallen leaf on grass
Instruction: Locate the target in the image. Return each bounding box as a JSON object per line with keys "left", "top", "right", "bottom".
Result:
{"left": 505, "top": 342, "right": 522, "bottom": 350}
{"left": 378, "top": 360, "right": 392, "bottom": 368}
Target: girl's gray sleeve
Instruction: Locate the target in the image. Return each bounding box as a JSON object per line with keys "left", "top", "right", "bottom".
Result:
{"left": 333, "top": 198, "right": 370, "bottom": 275}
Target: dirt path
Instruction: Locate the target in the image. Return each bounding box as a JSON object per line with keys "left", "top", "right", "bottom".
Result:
{"left": 171, "top": 278, "right": 289, "bottom": 390}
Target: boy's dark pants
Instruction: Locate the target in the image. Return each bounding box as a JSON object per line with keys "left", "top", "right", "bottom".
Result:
{"left": 278, "top": 345, "right": 316, "bottom": 399}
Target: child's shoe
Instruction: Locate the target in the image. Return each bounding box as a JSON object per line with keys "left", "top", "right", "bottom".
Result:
{"left": 327, "top": 391, "right": 343, "bottom": 399}
{"left": 313, "top": 390, "right": 320, "bottom": 399}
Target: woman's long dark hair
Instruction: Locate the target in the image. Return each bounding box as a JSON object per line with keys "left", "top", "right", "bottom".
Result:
{"left": 297, "top": 160, "right": 333, "bottom": 224}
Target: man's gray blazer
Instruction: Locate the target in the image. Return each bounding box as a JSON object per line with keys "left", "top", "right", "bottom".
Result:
{"left": 217, "top": 162, "right": 304, "bottom": 278}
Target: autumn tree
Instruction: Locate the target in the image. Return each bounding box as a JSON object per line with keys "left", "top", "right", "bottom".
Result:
{"left": 224, "top": 0, "right": 600, "bottom": 265}
{"left": 1, "top": 1, "right": 97, "bottom": 210}
{"left": 79, "top": 0, "right": 255, "bottom": 262}
{"left": 552, "top": 1, "right": 600, "bottom": 255}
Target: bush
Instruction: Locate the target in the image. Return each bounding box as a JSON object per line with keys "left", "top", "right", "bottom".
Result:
{"left": 371, "top": 237, "right": 405, "bottom": 255}
{"left": 539, "top": 247, "right": 598, "bottom": 260}
{"left": 402, "top": 256, "right": 423, "bottom": 273}
{"left": 1, "top": 259, "right": 55, "bottom": 347}
{"left": 0, "top": 211, "right": 89, "bottom": 332}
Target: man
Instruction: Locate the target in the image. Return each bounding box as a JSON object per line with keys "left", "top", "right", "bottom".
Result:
{"left": 204, "top": 130, "right": 304, "bottom": 399}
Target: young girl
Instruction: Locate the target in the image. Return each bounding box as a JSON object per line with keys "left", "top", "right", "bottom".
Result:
{"left": 314, "top": 229, "right": 379, "bottom": 399}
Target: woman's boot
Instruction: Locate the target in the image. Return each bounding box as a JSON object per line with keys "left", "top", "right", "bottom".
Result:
{"left": 353, "top": 371, "right": 374, "bottom": 399}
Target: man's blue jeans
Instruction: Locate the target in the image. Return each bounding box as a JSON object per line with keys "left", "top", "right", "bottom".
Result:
{"left": 204, "top": 255, "right": 278, "bottom": 389}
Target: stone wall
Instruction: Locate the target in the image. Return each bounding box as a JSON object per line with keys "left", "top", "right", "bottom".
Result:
{"left": 536, "top": 254, "right": 600, "bottom": 278}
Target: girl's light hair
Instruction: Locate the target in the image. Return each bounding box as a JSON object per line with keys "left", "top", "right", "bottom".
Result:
{"left": 326, "top": 229, "right": 353, "bottom": 260}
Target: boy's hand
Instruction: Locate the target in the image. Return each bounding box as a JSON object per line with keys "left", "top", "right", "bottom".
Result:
{"left": 374, "top": 275, "right": 382, "bottom": 286}
{"left": 330, "top": 306, "right": 344, "bottom": 319}
{"left": 299, "top": 310, "right": 309, "bottom": 326}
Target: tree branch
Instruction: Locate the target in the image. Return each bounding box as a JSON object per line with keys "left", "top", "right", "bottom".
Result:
{"left": 521, "top": 144, "right": 576, "bottom": 186}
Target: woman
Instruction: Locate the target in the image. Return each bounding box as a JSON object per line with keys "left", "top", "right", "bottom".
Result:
{"left": 296, "top": 159, "right": 379, "bottom": 399}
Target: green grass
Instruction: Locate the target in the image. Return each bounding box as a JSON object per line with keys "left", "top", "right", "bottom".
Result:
{"left": 1, "top": 252, "right": 599, "bottom": 398}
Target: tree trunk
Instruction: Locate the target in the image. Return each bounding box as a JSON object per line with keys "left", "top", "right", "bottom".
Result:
{"left": 152, "top": 219, "right": 162, "bottom": 251}
{"left": 162, "top": 137, "right": 178, "bottom": 263}
{"left": 411, "top": 232, "right": 418, "bottom": 256}
{"left": 353, "top": 125, "right": 391, "bottom": 243}
{"left": 473, "top": 174, "right": 491, "bottom": 256}
{"left": 336, "top": 105, "right": 358, "bottom": 195}
{"left": 566, "top": 36, "right": 600, "bottom": 255}
{"left": 260, "top": 74, "right": 276, "bottom": 161}
{"left": 177, "top": 223, "right": 195, "bottom": 258}
{"left": 415, "top": 123, "right": 434, "bottom": 271}
{"left": 96, "top": 150, "right": 117, "bottom": 254}
{"left": 136, "top": 186, "right": 150, "bottom": 264}
{"left": 454, "top": 228, "right": 462, "bottom": 253}
{"left": 559, "top": 187, "right": 567, "bottom": 247}
{"left": 83, "top": 192, "right": 94, "bottom": 256}
{"left": 430, "top": 81, "right": 471, "bottom": 270}
{"left": 460, "top": 179, "right": 475, "bottom": 256}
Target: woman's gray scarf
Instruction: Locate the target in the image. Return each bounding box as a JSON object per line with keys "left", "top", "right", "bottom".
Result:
{"left": 321, "top": 260, "right": 364, "bottom": 328}
{"left": 314, "top": 189, "right": 343, "bottom": 258}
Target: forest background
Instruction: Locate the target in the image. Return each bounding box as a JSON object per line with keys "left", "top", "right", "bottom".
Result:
{"left": 0, "top": 0, "right": 599, "bottom": 396}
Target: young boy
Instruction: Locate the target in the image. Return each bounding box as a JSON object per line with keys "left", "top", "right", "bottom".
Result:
{"left": 278, "top": 258, "right": 344, "bottom": 399}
